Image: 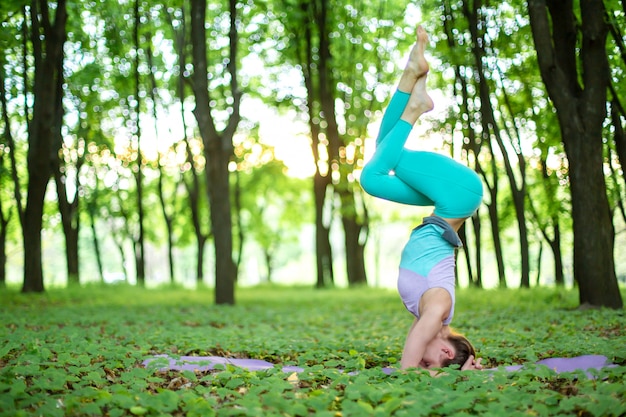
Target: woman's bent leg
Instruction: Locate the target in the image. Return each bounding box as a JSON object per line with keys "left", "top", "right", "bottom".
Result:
{"left": 360, "top": 25, "right": 480, "bottom": 211}
{"left": 360, "top": 121, "right": 435, "bottom": 206}
{"left": 394, "top": 150, "right": 483, "bottom": 218}
{"left": 376, "top": 91, "right": 410, "bottom": 146}
{"left": 360, "top": 73, "right": 435, "bottom": 205}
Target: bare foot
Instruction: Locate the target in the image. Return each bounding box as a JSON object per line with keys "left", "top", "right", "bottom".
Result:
{"left": 398, "top": 26, "right": 430, "bottom": 92}
{"left": 407, "top": 25, "right": 430, "bottom": 77}
{"left": 401, "top": 75, "right": 434, "bottom": 124}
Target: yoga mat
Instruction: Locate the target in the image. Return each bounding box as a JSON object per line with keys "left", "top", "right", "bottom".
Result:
{"left": 143, "top": 354, "right": 616, "bottom": 378}
{"left": 143, "top": 355, "right": 305, "bottom": 373}
{"left": 501, "top": 355, "right": 615, "bottom": 373}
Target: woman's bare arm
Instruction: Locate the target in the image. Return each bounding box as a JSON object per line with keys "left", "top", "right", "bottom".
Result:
{"left": 400, "top": 288, "right": 452, "bottom": 369}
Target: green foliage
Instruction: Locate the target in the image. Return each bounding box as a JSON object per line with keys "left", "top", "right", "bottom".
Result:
{"left": 0, "top": 285, "right": 624, "bottom": 416}
{"left": 233, "top": 140, "right": 312, "bottom": 281}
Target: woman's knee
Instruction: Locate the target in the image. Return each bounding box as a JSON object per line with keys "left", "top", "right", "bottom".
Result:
{"left": 359, "top": 166, "right": 373, "bottom": 194}
{"left": 359, "top": 164, "right": 381, "bottom": 196}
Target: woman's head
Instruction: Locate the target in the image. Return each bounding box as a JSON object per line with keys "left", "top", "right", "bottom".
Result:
{"left": 441, "top": 330, "right": 476, "bottom": 368}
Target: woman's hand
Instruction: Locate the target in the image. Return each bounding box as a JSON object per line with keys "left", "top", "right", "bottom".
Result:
{"left": 461, "top": 355, "right": 483, "bottom": 371}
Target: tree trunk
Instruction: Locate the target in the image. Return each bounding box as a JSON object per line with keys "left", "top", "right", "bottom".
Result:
{"left": 190, "top": 0, "right": 239, "bottom": 304}
{"left": 314, "top": 174, "right": 334, "bottom": 287}
{"left": 196, "top": 237, "right": 208, "bottom": 286}
{"left": 182, "top": 98, "right": 209, "bottom": 286}
{"left": 113, "top": 235, "right": 129, "bottom": 283}
{"left": 0, "top": 216, "right": 6, "bottom": 288}
{"left": 159, "top": 170, "right": 176, "bottom": 285}
{"left": 147, "top": 38, "right": 177, "bottom": 285}
{"left": 167, "top": 3, "right": 210, "bottom": 285}
{"left": 0, "top": 170, "right": 7, "bottom": 287}
{"left": 452, "top": 56, "right": 494, "bottom": 288}
{"left": 444, "top": 13, "right": 484, "bottom": 289}
{"left": 457, "top": 223, "right": 474, "bottom": 286}
{"left": 182, "top": 134, "right": 210, "bottom": 286}
{"left": 50, "top": 40, "right": 81, "bottom": 286}
{"left": 528, "top": 0, "right": 622, "bottom": 308}
{"left": 180, "top": 130, "right": 210, "bottom": 286}
{"left": 611, "top": 99, "right": 626, "bottom": 188}
{"left": 486, "top": 194, "right": 507, "bottom": 288}
{"left": 315, "top": 0, "right": 367, "bottom": 286}
{"left": 202, "top": 149, "right": 235, "bottom": 304}
{"left": 535, "top": 241, "right": 543, "bottom": 286}
{"left": 233, "top": 169, "right": 244, "bottom": 280}
{"left": 55, "top": 173, "right": 80, "bottom": 286}
{"left": 606, "top": 15, "right": 626, "bottom": 204}
{"left": 53, "top": 148, "right": 81, "bottom": 285}
{"left": 0, "top": 69, "right": 16, "bottom": 288}
{"left": 550, "top": 223, "right": 564, "bottom": 285}
{"left": 9, "top": 7, "right": 27, "bottom": 230}
{"left": 470, "top": 213, "right": 483, "bottom": 288}
{"left": 530, "top": 154, "right": 565, "bottom": 286}
{"left": 298, "top": 0, "right": 334, "bottom": 288}
{"left": 157, "top": 173, "right": 176, "bottom": 285}
{"left": 23, "top": 0, "right": 68, "bottom": 293}
{"left": 53, "top": 175, "right": 81, "bottom": 286}
{"left": 86, "top": 190, "right": 105, "bottom": 283}
{"left": 263, "top": 250, "right": 273, "bottom": 283}
{"left": 606, "top": 8, "right": 626, "bottom": 184}
{"left": 133, "top": 0, "right": 146, "bottom": 287}
{"left": 485, "top": 141, "right": 507, "bottom": 288}
{"left": 341, "top": 209, "right": 368, "bottom": 286}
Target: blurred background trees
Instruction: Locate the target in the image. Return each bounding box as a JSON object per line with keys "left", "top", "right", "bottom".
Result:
{"left": 0, "top": 0, "right": 623, "bottom": 308}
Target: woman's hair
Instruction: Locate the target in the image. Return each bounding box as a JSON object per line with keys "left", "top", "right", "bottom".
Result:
{"left": 442, "top": 330, "right": 476, "bottom": 368}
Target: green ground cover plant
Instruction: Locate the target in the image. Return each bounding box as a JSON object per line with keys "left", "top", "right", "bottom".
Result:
{"left": 0, "top": 285, "right": 624, "bottom": 416}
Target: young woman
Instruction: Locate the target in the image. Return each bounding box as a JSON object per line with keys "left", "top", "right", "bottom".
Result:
{"left": 359, "top": 26, "right": 483, "bottom": 372}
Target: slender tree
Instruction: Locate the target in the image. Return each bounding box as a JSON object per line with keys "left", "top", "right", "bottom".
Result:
{"left": 132, "top": 0, "right": 146, "bottom": 286}
{"left": 456, "top": 71, "right": 488, "bottom": 287}
{"left": 51, "top": 99, "right": 82, "bottom": 286}
{"left": 527, "top": 150, "right": 565, "bottom": 286}
{"left": 609, "top": 99, "right": 626, "bottom": 226}
{"left": 164, "top": 4, "right": 212, "bottom": 285}
{"left": 0, "top": 64, "right": 17, "bottom": 288}
{"left": 0, "top": 133, "right": 8, "bottom": 289}
{"left": 606, "top": 6, "right": 626, "bottom": 222}
{"left": 286, "top": 0, "right": 336, "bottom": 287}
{"left": 84, "top": 168, "right": 105, "bottom": 283}
{"left": 66, "top": 61, "right": 111, "bottom": 285}
{"left": 145, "top": 32, "right": 179, "bottom": 284}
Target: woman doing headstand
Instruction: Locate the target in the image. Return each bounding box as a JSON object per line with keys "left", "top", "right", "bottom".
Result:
{"left": 360, "top": 26, "right": 483, "bottom": 372}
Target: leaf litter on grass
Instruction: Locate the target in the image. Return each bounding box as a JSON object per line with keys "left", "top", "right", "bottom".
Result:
{"left": 0, "top": 285, "right": 625, "bottom": 416}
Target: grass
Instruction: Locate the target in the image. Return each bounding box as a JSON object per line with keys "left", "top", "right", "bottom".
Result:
{"left": 0, "top": 284, "right": 625, "bottom": 416}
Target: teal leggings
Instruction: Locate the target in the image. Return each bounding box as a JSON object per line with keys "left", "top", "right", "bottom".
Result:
{"left": 360, "top": 90, "right": 483, "bottom": 219}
